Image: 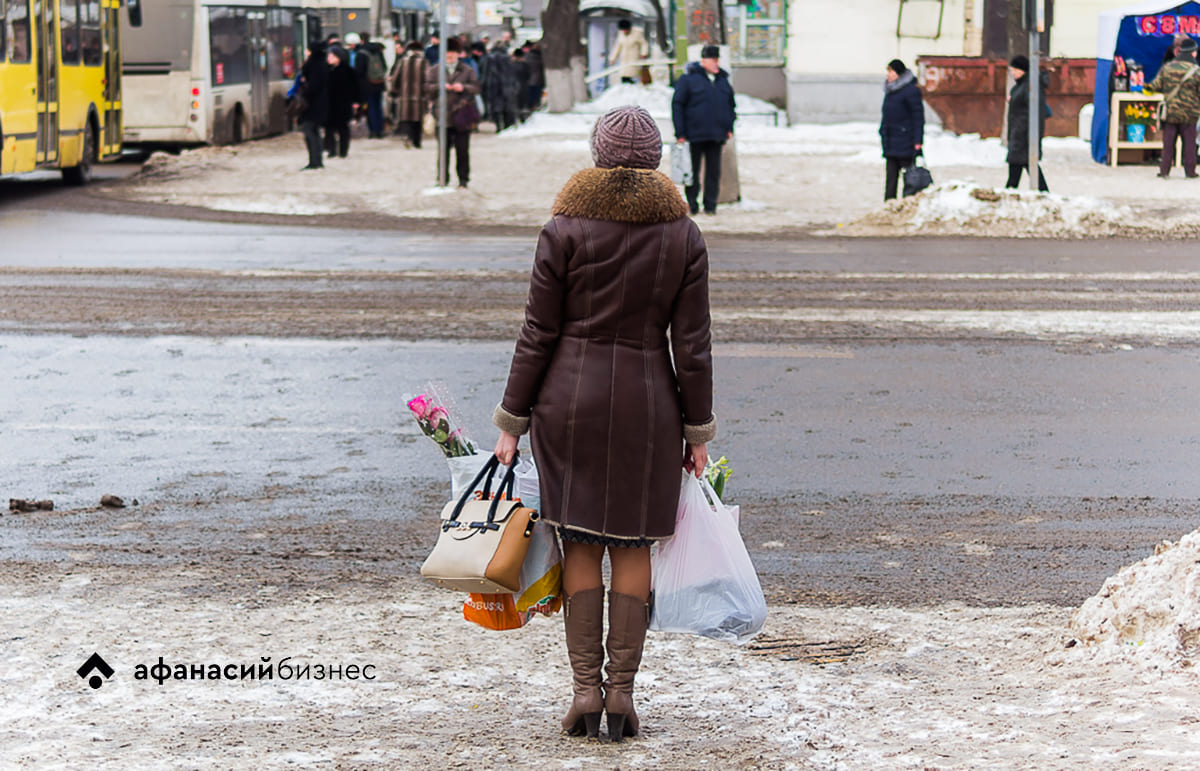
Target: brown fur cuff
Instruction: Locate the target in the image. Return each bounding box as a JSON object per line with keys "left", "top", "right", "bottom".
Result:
{"left": 493, "top": 404, "right": 531, "bottom": 437}
{"left": 683, "top": 415, "right": 717, "bottom": 445}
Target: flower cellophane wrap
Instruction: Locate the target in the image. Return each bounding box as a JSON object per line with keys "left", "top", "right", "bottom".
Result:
{"left": 405, "top": 382, "right": 476, "bottom": 458}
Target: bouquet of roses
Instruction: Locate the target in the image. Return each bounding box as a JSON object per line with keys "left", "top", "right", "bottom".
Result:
{"left": 406, "top": 384, "right": 477, "bottom": 458}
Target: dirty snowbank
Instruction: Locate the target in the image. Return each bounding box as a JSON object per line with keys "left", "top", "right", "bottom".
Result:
{"left": 4, "top": 562, "right": 1200, "bottom": 769}
{"left": 834, "top": 180, "right": 1192, "bottom": 238}
{"left": 1069, "top": 527, "right": 1200, "bottom": 670}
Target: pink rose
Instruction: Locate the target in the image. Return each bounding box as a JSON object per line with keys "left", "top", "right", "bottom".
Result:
{"left": 427, "top": 406, "right": 449, "bottom": 427}
{"left": 407, "top": 394, "right": 431, "bottom": 418}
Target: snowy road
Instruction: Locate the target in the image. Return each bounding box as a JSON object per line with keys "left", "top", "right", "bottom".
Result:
{"left": 3, "top": 209, "right": 1200, "bottom": 768}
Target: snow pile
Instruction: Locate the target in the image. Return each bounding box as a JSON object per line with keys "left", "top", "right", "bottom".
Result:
{"left": 1069, "top": 528, "right": 1200, "bottom": 668}
{"left": 841, "top": 180, "right": 1145, "bottom": 238}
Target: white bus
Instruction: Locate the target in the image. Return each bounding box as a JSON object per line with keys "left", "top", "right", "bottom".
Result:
{"left": 120, "top": 0, "right": 319, "bottom": 146}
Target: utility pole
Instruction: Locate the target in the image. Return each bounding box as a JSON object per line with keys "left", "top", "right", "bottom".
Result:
{"left": 436, "top": 3, "right": 447, "bottom": 187}
{"left": 1026, "top": 0, "right": 1043, "bottom": 191}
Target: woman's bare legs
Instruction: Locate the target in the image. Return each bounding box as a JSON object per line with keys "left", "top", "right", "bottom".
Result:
{"left": 607, "top": 545, "right": 651, "bottom": 601}
{"left": 562, "top": 541, "right": 605, "bottom": 595}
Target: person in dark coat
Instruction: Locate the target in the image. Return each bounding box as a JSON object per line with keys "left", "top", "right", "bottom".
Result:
{"left": 671, "top": 45, "right": 736, "bottom": 215}
{"left": 323, "top": 46, "right": 360, "bottom": 158}
{"left": 525, "top": 41, "right": 545, "bottom": 110}
{"left": 493, "top": 105, "right": 715, "bottom": 742}
{"left": 424, "top": 38, "right": 480, "bottom": 187}
{"left": 482, "top": 45, "right": 519, "bottom": 132}
{"left": 298, "top": 42, "right": 329, "bottom": 170}
{"left": 511, "top": 47, "right": 532, "bottom": 121}
{"left": 345, "top": 32, "right": 386, "bottom": 138}
{"left": 1005, "top": 54, "right": 1050, "bottom": 192}
{"left": 879, "top": 58, "right": 925, "bottom": 200}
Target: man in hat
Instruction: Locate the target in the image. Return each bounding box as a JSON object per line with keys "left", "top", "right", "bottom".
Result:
{"left": 425, "top": 37, "right": 480, "bottom": 188}
{"left": 671, "top": 45, "right": 736, "bottom": 215}
{"left": 1149, "top": 36, "right": 1200, "bottom": 178}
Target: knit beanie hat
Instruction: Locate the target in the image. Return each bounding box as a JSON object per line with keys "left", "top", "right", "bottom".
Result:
{"left": 589, "top": 106, "right": 662, "bottom": 170}
{"left": 1010, "top": 54, "right": 1030, "bottom": 72}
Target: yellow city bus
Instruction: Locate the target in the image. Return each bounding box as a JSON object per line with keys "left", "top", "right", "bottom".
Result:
{"left": 0, "top": 0, "right": 141, "bottom": 183}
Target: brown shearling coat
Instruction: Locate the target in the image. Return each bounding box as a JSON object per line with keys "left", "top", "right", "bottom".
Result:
{"left": 390, "top": 51, "right": 428, "bottom": 123}
{"left": 494, "top": 167, "right": 717, "bottom": 541}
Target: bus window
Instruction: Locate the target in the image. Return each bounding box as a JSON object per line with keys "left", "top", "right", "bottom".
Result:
{"left": 60, "top": 0, "right": 80, "bottom": 64}
{"left": 7, "top": 0, "right": 32, "bottom": 63}
{"left": 80, "top": 0, "right": 99, "bottom": 64}
{"left": 209, "top": 6, "right": 250, "bottom": 86}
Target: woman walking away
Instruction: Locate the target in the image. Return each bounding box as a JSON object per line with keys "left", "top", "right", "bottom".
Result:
{"left": 492, "top": 105, "right": 716, "bottom": 742}
{"left": 298, "top": 42, "right": 329, "bottom": 170}
{"left": 880, "top": 58, "right": 924, "bottom": 200}
{"left": 1005, "top": 54, "right": 1050, "bottom": 192}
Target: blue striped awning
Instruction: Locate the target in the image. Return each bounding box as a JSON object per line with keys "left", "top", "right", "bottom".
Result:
{"left": 391, "top": 0, "right": 431, "bottom": 11}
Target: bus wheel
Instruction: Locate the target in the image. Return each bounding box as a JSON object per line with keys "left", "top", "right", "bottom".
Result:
{"left": 231, "top": 109, "right": 245, "bottom": 145}
{"left": 62, "top": 124, "right": 95, "bottom": 186}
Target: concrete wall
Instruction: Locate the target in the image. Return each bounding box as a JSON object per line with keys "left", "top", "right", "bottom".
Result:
{"left": 732, "top": 65, "right": 787, "bottom": 110}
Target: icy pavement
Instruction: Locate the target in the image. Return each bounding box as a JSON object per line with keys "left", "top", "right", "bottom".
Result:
{"left": 2, "top": 564, "right": 1199, "bottom": 769}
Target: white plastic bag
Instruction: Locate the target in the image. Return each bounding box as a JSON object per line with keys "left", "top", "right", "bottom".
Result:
{"left": 670, "top": 141, "right": 693, "bottom": 186}
{"left": 649, "top": 473, "right": 766, "bottom": 644}
{"left": 447, "top": 454, "right": 540, "bottom": 513}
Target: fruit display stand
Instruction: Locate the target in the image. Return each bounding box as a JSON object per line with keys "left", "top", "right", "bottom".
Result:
{"left": 1109, "top": 92, "right": 1164, "bottom": 166}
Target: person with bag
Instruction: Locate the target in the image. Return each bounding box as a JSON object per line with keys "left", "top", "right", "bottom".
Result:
{"left": 879, "top": 58, "right": 925, "bottom": 201}
{"left": 671, "top": 45, "right": 736, "bottom": 216}
{"left": 424, "top": 38, "right": 480, "bottom": 188}
{"left": 1005, "top": 54, "right": 1050, "bottom": 192}
{"left": 609, "top": 20, "right": 649, "bottom": 85}
{"left": 492, "top": 105, "right": 716, "bottom": 742}
{"left": 1149, "top": 37, "right": 1200, "bottom": 179}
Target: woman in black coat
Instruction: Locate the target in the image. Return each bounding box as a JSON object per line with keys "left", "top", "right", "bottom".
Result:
{"left": 1005, "top": 54, "right": 1050, "bottom": 192}
{"left": 298, "top": 42, "right": 329, "bottom": 170}
{"left": 879, "top": 58, "right": 924, "bottom": 200}
{"left": 324, "top": 46, "right": 361, "bottom": 159}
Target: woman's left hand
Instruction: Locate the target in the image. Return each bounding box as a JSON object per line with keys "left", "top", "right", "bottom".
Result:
{"left": 494, "top": 431, "right": 519, "bottom": 465}
{"left": 683, "top": 442, "right": 708, "bottom": 478}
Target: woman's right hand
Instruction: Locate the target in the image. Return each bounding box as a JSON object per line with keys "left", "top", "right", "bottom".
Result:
{"left": 494, "top": 431, "right": 519, "bottom": 466}
{"left": 683, "top": 442, "right": 708, "bottom": 478}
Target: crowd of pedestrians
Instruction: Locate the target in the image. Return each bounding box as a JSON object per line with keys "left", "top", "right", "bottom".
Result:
{"left": 289, "top": 30, "right": 545, "bottom": 173}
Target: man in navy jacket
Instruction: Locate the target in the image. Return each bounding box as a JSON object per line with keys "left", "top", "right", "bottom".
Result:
{"left": 672, "top": 45, "right": 736, "bottom": 215}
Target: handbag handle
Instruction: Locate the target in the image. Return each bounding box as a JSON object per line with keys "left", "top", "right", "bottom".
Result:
{"left": 446, "top": 451, "right": 520, "bottom": 526}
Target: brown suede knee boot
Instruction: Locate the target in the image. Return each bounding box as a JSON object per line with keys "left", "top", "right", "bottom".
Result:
{"left": 561, "top": 587, "right": 605, "bottom": 737}
{"left": 602, "top": 590, "right": 651, "bottom": 741}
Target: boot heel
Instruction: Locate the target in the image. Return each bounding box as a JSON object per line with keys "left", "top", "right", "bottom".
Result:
{"left": 584, "top": 712, "right": 602, "bottom": 739}
{"left": 607, "top": 712, "right": 627, "bottom": 743}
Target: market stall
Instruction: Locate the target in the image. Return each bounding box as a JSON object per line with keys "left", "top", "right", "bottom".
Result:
{"left": 1091, "top": 0, "right": 1200, "bottom": 163}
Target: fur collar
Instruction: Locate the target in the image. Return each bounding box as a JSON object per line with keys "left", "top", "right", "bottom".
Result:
{"left": 553, "top": 167, "right": 690, "bottom": 224}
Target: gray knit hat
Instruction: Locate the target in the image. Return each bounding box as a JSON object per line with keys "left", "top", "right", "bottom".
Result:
{"left": 589, "top": 106, "right": 662, "bottom": 170}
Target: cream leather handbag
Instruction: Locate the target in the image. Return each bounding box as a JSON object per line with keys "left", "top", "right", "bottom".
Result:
{"left": 421, "top": 452, "right": 539, "bottom": 593}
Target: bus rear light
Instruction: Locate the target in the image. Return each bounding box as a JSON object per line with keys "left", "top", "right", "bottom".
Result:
{"left": 189, "top": 115, "right": 198, "bottom": 122}
{"left": 191, "top": 87, "right": 200, "bottom": 96}
{"left": 191, "top": 100, "right": 200, "bottom": 109}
